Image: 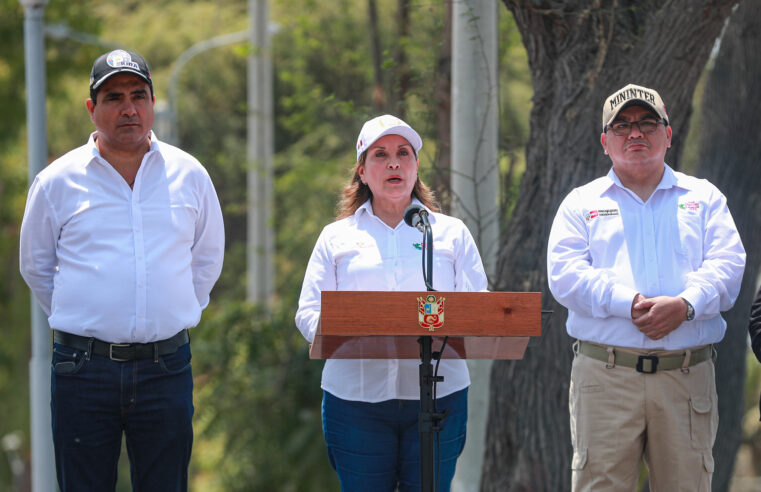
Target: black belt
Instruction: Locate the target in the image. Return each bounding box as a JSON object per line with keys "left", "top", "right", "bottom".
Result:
{"left": 577, "top": 341, "right": 712, "bottom": 373}
{"left": 54, "top": 329, "right": 189, "bottom": 362}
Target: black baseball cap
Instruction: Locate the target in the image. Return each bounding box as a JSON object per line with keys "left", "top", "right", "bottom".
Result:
{"left": 89, "top": 49, "right": 153, "bottom": 100}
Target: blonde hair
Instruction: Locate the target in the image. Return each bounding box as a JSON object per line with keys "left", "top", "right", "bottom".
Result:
{"left": 336, "top": 152, "right": 440, "bottom": 220}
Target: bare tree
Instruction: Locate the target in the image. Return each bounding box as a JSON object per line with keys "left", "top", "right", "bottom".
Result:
{"left": 694, "top": 2, "right": 761, "bottom": 489}
{"left": 482, "top": 2, "right": 739, "bottom": 490}
{"left": 432, "top": 0, "right": 453, "bottom": 212}
{"left": 367, "top": 0, "right": 413, "bottom": 117}
{"left": 368, "top": 0, "right": 386, "bottom": 111}
{"left": 394, "top": 0, "right": 412, "bottom": 118}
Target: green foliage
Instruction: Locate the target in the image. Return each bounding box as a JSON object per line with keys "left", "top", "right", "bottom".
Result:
{"left": 191, "top": 301, "right": 338, "bottom": 491}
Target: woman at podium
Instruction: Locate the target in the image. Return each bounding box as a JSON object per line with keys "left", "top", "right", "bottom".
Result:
{"left": 296, "top": 114, "right": 488, "bottom": 491}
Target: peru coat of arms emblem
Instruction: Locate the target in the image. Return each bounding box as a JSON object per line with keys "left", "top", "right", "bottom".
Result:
{"left": 417, "top": 294, "right": 445, "bottom": 331}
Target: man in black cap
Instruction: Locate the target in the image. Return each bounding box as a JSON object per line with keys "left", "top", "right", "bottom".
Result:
{"left": 19, "top": 49, "right": 225, "bottom": 491}
{"left": 547, "top": 84, "right": 745, "bottom": 490}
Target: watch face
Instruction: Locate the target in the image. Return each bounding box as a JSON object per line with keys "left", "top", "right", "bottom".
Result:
{"left": 687, "top": 303, "right": 695, "bottom": 321}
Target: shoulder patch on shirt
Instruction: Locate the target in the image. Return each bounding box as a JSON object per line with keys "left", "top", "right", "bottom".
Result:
{"left": 678, "top": 201, "right": 700, "bottom": 212}
{"left": 585, "top": 208, "right": 619, "bottom": 221}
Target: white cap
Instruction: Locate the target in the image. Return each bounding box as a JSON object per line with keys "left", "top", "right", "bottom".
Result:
{"left": 602, "top": 83, "right": 669, "bottom": 132}
{"left": 355, "top": 114, "right": 423, "bottom": 161}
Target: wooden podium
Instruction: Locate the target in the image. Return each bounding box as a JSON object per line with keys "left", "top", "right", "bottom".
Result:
{"left": 310, "top": 291, "right": 541, "bottom": 360}
{"left": 310, "top": 290, "right": 541, "bottom": 492}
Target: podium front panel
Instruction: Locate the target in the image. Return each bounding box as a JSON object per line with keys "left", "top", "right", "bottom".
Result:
{"left": 319, "top": 291, "right": 540, "bottom": 337}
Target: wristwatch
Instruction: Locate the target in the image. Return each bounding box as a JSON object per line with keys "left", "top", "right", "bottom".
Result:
{"left": 683, "top": 298, "right": 695, "bottom": 321}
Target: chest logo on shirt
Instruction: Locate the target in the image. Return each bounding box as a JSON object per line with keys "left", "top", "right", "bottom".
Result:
{"left": 679, "top": 201, "right": 700, "bottom": 212}
{"left": 585, "top": 209, "right": 619, "bottom": 222}
{"left": 418, "top": 295, "right": 445, "bottom": 331}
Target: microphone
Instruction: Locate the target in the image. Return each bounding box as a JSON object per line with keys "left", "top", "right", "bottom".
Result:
{"left": 404, "top": 203, "right": 434, "bottom": 291}
{"left": 404, "top": 204, "right": 429, "bottom": 233}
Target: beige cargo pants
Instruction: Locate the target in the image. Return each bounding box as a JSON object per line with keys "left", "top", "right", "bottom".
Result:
{"left": 569, "top": 345, "right": 717, "bottom": 491}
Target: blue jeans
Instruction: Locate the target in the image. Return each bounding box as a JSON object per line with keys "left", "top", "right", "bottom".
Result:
{"left": 322, "top": 388, "right": 468, "bottom": 492}
{"left": 51, "top": 342, "right": 194, "bottom": 492}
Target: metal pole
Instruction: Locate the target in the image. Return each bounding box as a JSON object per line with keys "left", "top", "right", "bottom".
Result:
{"left": 450, "top": 1, "right": 499, "bottom": 491}
{"left": 166, "top": 30, "right": 249, "bottom": 145}
{"left": 20, "top": 1, "right": 57, "bottom": 490}
{"left": 247, "top": 0, "right": 275, "bottom": 305}
{"left": 418, "top": 336, "right": 435, "bottom": 492}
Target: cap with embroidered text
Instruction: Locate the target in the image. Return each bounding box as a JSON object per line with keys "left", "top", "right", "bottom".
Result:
{"left": 602, "top": 84, "right": 669, "bottom": 132}
{"left": 356, "top": 115, "right": 422, "bottom": 161}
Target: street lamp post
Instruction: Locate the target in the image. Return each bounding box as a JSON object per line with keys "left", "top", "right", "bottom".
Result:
{"left": 19, "top": 1, "right": 57, "bottom": 491}
{"left": 247, "top": 0, "right": 275, "bottom": 305}
{"left": 165, "top": 30, "right": 249, "bottom": 145}
{"left": 43, "top": 22, "right": 123, "bottom": 49}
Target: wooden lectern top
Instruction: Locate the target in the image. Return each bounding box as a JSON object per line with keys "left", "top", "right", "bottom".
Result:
{"left": 310, "top": 291, "right": 540, "bottom": 360}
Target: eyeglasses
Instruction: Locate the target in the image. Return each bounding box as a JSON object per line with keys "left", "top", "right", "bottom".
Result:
{"left": 607, "top": 119, "right": 665, "bottom": 136}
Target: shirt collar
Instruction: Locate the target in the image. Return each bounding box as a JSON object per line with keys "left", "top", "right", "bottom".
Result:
{"left": 603, "top": 162, "right": 682, "bottom": 195}
{"left": 355, "top": 197, "right": 436, "bottom": 224}
{"left": 86, "top": 130, "right": 159, "bottom": 161}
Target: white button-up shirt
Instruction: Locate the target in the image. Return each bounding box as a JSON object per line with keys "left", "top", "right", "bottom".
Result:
{"left": 19, "top": 132, "right": 224, "bottom": 343}
{"left": 296, "top": 199, "right": 488, "bottom": 402}
{"left": 548, "top": 164, "right": 745, "bottom": 350}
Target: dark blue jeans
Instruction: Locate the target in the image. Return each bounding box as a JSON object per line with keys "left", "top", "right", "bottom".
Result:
{"left": 322, "top": 388, "right": 468, "bottom": 492}
{"left": 51, "top": 342, "right": 194, "bottom": 492}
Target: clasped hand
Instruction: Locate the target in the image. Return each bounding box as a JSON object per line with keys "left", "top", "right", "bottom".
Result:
{"left": 631, "top": 293, "right": 687, "bottom": 341}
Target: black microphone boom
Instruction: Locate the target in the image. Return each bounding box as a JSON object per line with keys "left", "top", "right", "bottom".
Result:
{"left": 403, "top": 203, "right": 434, "bottom": 291}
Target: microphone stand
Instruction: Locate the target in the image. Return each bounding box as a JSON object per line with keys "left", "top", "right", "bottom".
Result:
{"left": 417, "top": 212, "right": 447, "bottom": 492}
{"left": 421, "top": 215, "right": 434, "bottom": 291}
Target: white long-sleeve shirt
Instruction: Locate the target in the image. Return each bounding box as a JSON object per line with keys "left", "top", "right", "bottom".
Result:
{"left": 295, "top": 199, "right": 488, "bottom": 402}
{"left": 547, "top": 164, "right": 745, "bottom": 350}
{"left": 19, "top": 132, "right": 224, "bottom": 343}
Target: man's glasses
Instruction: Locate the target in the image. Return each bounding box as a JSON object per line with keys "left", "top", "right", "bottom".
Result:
{"left": 607, "top": 118, "right": 665, "bottom": 136}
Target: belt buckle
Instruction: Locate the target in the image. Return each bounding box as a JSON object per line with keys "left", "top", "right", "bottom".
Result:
{"left": 109, "top": 343, "right": 132, "bottom": 361}
{"left": 636, "top": 355, "right": 659, "bottom": 373}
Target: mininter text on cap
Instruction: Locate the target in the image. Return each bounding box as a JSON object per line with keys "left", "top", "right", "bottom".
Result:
{"left": 356, "top": 114, "right": 423, "bottom": 161}
{"left": 89, "top": 49, "right": 153, "bottom": 102}
{"left": 601, "top": 83, "right": 669, "bottom": 132}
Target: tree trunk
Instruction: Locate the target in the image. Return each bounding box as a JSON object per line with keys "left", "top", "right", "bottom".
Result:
{"left": 695, "top": 2, "right": 761, "bottom": 490}
{"left": 394, "top": 0, "right": 412, "bottom": 118}
{"left": 368, "top": 0, "right": 387, "bottom": 111}
{"left": 432, "top": 0, "right": 453, "bottom": 213}
{"left": 482, "top": 2, "right": 738, "bottom": 491}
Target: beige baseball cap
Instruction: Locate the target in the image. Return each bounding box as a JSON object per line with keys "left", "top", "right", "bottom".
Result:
{"left": 356, "top": 114, "right": 422, "bottom": 161}
{"left": 601, "top": 84, "right": 669, "bottom": 132}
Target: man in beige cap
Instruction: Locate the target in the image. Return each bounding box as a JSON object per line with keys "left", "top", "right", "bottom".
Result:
{"left": 547, "top": 84, "right": 745, "bottom": 490}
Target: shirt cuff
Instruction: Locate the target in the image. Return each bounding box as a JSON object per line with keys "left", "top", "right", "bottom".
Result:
{"left": 610, "top": 284, "right": 640, "bottom": 319}
{"left": 679, "top": 286, "right": 704, "bottom": 319}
